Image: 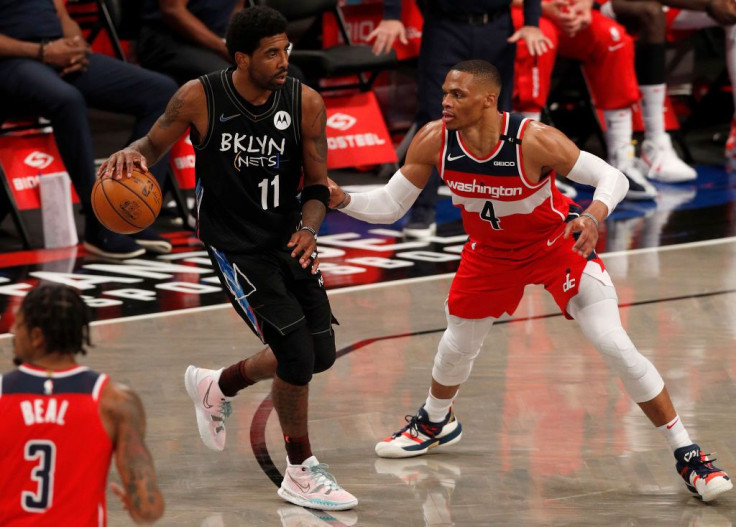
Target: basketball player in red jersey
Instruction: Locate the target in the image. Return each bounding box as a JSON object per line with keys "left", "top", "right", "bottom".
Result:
{"left": 328, "top": 60, "right": 732, "bottom": 503}
{"left": 0, "top": 283, "right": 164, "bottom": 526}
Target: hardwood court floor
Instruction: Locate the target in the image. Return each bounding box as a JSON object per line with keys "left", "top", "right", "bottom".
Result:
{"left": 3, "top": 238, "right": 736, "bottom": 526}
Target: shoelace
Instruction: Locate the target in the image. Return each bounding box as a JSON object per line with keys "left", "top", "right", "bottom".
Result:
{"left": 392, "top": 413, "right": 440, "bottom": 439}
{"left": 310, "top": 463, "right": 343, "bottom": 491}
{"left": 688, "top": 452, "right": 724, "bottom": 477}
{"left": 219, "top": 400, "right": 232, "bottom": 419}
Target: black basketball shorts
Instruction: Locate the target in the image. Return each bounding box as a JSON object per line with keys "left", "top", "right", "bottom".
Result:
{"left": 207, "top": 245, "right": 334, "bottom": 343}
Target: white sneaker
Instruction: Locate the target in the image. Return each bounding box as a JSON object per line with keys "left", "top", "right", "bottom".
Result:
{"left": 184, "top": 366, "right": 232, "bottom": 451}
{"left": 610, "top": 144, "right": 657, "bottom": 200}
{"left": 375, "top": 406, "right": 462, "bottom": 459}
{"left": 641, "top": 134, "right": 697, "bottom": 182}
{"left": 278, "top": 456, "right": 358, "bottom": 511}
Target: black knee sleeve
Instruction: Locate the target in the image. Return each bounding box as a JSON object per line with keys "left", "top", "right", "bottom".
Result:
{"left": 264, "top": 323, "right": 314, "bottom": 386}
{"left": 312, "top": 329, "right": 336, "bottom": 374}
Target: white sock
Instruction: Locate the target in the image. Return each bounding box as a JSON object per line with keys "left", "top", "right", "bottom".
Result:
{"left": 603, "top": 108, "right": 633, "bottom": 161}
{"left": 521, "top": 111, "right": 541, "bottom": 121}
{"left": 657, "top": 415, "right": 693, "bottom": 451}
{"left": 640, "top": 84, "right": 666, "bottom": 142}
{"left": 424, "top": 390, "right": 454, "bottom": 423}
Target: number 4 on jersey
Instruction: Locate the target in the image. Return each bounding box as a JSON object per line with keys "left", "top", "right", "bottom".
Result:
{"left": 481, "top": 200, "right": 502, "bottom": 230}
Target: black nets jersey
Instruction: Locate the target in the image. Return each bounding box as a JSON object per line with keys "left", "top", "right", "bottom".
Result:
{"left": 194, "top": 68, "right": 303, "bottom": 253}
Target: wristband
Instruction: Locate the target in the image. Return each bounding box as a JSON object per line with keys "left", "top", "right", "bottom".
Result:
{"left": 300, "top": 225, "right": 317, "bottom": 238}
{"left": 581, "top": 211, "right": 599, "bottom": 229}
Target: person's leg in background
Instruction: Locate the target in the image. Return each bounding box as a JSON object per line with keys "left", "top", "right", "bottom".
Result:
{"left": 558, "top": 12, "right": 657, "bottom": 200}
{"left": 72, "top": 53, "right": 179, "bottom": 253}
{"left": 0, "top": 59, "right": 146, "bottom": 258}
{"left": 608, "top": 0, "right": 697, "bottom": 182}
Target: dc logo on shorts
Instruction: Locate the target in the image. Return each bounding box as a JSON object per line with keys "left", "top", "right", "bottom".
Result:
{"left": 274, "top": 111, "right": 291, "bottom": 130}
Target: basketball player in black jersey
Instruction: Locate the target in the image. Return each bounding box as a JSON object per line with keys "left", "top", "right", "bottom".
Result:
{"left": 96, "top": 6, "right": 357, "bottom": 511}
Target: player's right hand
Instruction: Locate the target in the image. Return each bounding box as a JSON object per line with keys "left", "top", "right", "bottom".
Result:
{"left": 97, "top": 149, "right": 149, "bottom": 180}
{"left": 326, "top": 177, "right": 346, "bottom": 208}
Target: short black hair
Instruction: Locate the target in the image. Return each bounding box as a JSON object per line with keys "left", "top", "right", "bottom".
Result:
{"left": 19, "top": 283, "right": 91, "bottom": 356}
{"left": 226, "top": 6, "right": 288, "bottom": 58}
{"left": 451, "top": 60, "right": 502, "bottom": 90}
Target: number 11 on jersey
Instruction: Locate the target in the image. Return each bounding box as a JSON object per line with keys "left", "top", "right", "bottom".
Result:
{"left": 258, "top": 175, "right": 280, "bottom": 210}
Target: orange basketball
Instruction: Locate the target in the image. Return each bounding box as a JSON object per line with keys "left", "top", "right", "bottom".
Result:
{"left": 91, "top": 169, "right": 162, "bottom": 234}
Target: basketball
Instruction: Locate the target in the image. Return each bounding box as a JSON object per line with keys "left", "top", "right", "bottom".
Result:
{"left": 91, "top": 169, "right": 162, "bottom": 234}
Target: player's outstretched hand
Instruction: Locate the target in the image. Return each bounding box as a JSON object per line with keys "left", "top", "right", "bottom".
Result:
{"left": 327, "top": 177, "right": 348, "bottom": 209}
{"left": 563, "top": 214, "right": 599, "bottom": 258}
{"left": 97, "top": 149, "right": 149, "bottom": 180}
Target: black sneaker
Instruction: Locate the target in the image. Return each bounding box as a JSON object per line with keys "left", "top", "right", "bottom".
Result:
{"left": 675, "top": 443, "right": 733, "bottom": 502}
{"left": 131, "top": 227, "right": 172, "bottom": 254}
{"left": 83, "top": 227, "right": 145, "bottom": 260}
{"left": 403, "top": 206, "right": 436, "bottom": 239}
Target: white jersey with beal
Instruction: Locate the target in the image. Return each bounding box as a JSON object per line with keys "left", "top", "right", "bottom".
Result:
{"left": 439, "top": 112, "right": 577, "bottom": 258}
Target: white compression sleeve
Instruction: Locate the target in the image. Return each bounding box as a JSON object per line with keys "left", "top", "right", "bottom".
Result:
{"left": 340, "top": 169, "right": 423, "bottom": 223}
{"left": 565, "top": 151, "right": 629, "bottom": 217}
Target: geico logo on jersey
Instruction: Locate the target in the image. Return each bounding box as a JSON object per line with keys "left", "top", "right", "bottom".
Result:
{"left": 174, "top": 155, "right": 196, "bottom": 169}
{"left": 24, "top": 151, "right": 54, "bottom": 170}
{"left": 493, "top": 161, "right": 515, "bottom": 166}
{"left": 327, "top": 134, "right": 386, "bottom": 150}
{"left": 274, "top": 111, "right": 291, "bottom": 130}
{"left": 446, "top": 179, "right": 522, "bottom": 198}
{"left": 326, "top": 113, "right": 357, "bottom": 131}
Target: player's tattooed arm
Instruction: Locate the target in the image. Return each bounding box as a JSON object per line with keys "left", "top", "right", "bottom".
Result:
{"left": 301, "top": 85, "right": 330, "bottom": 187}
{"left": 103, "top": 383, "right": 164, "bottom": 524}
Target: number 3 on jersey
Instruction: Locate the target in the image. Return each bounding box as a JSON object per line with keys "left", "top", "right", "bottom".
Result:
{"left": 22, "top": 440, "right": 56, "bottom": 512}
{"left": 258, "top": 175, "right": 280, "bottom": 210}
{"left": 481, "top": 200, "right": 502, "bottom": 230}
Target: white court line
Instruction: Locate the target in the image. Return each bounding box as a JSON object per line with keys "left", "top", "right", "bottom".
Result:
{"left": 1, "top": 235, "right": 735, "bottom": 337}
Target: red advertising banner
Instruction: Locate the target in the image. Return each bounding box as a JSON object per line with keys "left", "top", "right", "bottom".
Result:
{"left": 169, "top": 132, "right": 196, "bottom": 190}
{"left": 0, "top": 132, "right": 80, "bottom": 211}
{"left": 324, "top": 91, "right": 398, "bottom": 168}
{"left": 324, "top": 0, "right": 423, "bottom": 61}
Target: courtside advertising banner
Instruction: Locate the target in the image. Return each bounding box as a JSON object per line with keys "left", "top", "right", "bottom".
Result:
{"left": 0, "top": 132, "right": 79, "bottom": 210}
{"left": 324, "top": 91, "right": 398, "bottom": 168}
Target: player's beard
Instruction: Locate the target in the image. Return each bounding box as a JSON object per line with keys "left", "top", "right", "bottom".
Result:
{"left": 251, "top": 66, "right": 288, "bottom": 91}
{"left": 12, "top": 356, "right": 21, "bottom": 366}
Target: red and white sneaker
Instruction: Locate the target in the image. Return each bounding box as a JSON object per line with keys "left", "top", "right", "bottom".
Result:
{"left": 184, "top": 365, "right": 232, "bottom": 451}
{"left": 278, "top": 456, "right": 359, "bottom": 511}
{"left": 375, "top": 406, "right": 462, "bottom": 459}
{"left": 641, "top": 134, "right": 696, "bottom": 183}
{"left": 675, "top": 444, "right": 733, "bottom": 502}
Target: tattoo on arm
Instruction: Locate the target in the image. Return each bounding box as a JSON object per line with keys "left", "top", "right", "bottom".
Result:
{"left": 308, "top": 105, "right": 327, "bottom": 164}
{"left": 159, "top": 93, "right": 186, "bottom": 129}
{"left": 114, "top": 388, "right": 163, "bottom": 522}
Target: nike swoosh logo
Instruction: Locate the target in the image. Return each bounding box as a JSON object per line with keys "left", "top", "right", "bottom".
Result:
{"left": 547, "top": 232, "right": 563, "bottom": 246}
{"left": 288, "top": 473, "right": 311, "bottom": 492}
{"left": 203, "top": 382, "right": 214, "bottom": 409}
{"left": 447, "top": 154, "right": 465, "bottom": 162}
{"left": 608, "top": 43, "right": 624, "bottom": 52}
{"left": 219, "top": 113, "right": 240, "bottom": 122}
{"left": 667, "top": 417, "right": 680, "bottom": 429}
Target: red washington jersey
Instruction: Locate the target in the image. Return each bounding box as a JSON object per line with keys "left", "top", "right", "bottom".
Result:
{"left": 439, "top": 112, "right": 578, "bottom": 260}
{"left": 0, "top": 365, "right": 113, "bottom": 526}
